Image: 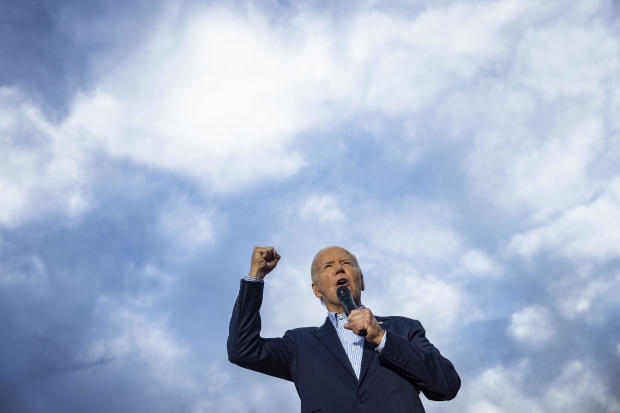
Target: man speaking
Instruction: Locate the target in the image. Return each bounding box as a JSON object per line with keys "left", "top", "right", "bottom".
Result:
{"left": 228, "top": 246, "right": 460, "bottom": 412}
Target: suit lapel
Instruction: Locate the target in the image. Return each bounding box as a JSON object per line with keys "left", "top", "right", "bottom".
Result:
{"left": 314, "top": 318, "right": 357, "bottom": 380}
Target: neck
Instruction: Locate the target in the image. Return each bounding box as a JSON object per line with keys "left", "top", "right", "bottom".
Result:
{"left": 325, "top": 300, "right": 363, "bottom": 314}
{"left": 325, "top": 303, "right": 345, "bottom": 313}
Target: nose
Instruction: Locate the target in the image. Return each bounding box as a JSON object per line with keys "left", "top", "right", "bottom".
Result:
{"left": 334, "top": 263, "right": 345, "bottom": 274}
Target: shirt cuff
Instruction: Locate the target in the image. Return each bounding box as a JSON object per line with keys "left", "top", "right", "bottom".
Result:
{"left": 243, "top": 276, "right": 264, "bottom": 283}
{"left": 375, "top": 330, "right": 387, "bottom": 353}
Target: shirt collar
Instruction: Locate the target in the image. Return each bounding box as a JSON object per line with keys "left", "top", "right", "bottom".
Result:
{"left": 327, "top": 305, "right": 366, "bottom": 325}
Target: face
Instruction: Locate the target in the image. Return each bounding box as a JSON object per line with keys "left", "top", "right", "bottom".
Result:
{"left": 312, "top": 247, "right": 364, "bottom": 313}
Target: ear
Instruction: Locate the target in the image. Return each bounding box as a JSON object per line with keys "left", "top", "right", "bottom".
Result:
{"left": 312, "top": 282, "right": 323, "bottom": 299}
{"left": 360, "top": 273, "right": 365, "bottom": 291}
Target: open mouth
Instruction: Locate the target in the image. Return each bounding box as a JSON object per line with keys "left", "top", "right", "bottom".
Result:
{"left": 337, "top": 278, "right": 348, "bottom": 286}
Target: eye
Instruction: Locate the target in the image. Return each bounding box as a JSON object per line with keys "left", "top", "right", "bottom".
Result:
{"left": 324, "top": 263, "right": 332, "bottom": 269}
{"left": 342, "top": 260, "right": 351, "bottom": 265}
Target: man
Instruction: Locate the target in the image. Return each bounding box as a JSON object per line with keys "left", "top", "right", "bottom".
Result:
{"left": 228, "top": 246, "right": 460, "bottom": 413}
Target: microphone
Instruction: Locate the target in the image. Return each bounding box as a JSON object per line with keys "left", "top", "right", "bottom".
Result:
{"left": 336, "top": 286, "right": 367, "bottom": 337}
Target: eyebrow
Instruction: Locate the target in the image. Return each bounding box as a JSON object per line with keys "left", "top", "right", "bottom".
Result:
{"left": 322, "top": 258, "right": 353, "bottom": 266}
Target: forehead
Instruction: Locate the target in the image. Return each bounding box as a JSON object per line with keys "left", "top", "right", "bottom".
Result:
{"left": 315, "top": 247, "right": 354, "bottom": 263}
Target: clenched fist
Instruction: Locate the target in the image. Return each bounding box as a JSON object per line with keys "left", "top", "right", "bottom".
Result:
{"left": 248, "top": 246, "right": 281, "bottom": 279}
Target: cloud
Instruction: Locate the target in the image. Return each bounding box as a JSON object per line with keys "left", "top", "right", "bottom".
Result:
{"left": 508, "top": 177, "right": 620, "bottom": 261}
{"left": 454, "top": 360, "right": 542, "bottom": 413}
{"left": 298, "top": 195, "right": 345, "bottom": 224}
{"left": 514, "top": 18, "right": 619, "bottom": 101}
{"left": 0, "top": 87, "right": 91, "bottom": 228}
{"left": 453, "top": 358, "right": 620, "bottom": 413}
{"left": 543, "top": 360, "right": 620, "bottom": 412}
{"left": 467, "top": 115, "right": 605, "bottom": 221}
{"left": 88, "top": 294, "right": 187, "bottom": 366}
{"left": 357, "top": 200, "right": 462, "bottom": 268}
{"left": 456, "top": 2, "right": 619, "bottom": 221}
{"left": 457, "top": 249, "right": 503, "bottom": 278}
{"left": 381, "top": 269, "right": 464, "bottom": 335}
{"left": 507, "top": 304, "right": 555, "bottom": 346}
{"left": 52, "top": 0, "right": 544, "bottom": 196}
{"left": 552, "top": 270, "right": 620, "bottom": 320}
{"left": 156, "top": 195, "right": 215, "bottom": 259}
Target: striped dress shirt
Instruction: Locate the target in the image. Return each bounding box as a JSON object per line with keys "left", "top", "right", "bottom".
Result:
{"left": 328, "top": 311, "right": 365, "bottom": 378}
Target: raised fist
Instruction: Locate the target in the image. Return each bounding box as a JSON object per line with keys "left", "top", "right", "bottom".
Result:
{"left": 248, "top": 246, "right": 281, "bottom": 279}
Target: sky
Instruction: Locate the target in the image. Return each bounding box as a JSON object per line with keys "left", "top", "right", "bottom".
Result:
{"left": 1, "top": 0, "right": 620, "bottom": 412}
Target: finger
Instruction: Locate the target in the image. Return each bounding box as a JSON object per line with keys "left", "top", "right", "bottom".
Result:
{"left": 263, "top": 248, "right": 271, "bottom": 260}
{"left": 343, "top": 323, "right": 352, "bottom": 330}
{"left": 347, "top": 309, "right": 361, "bottom": 320}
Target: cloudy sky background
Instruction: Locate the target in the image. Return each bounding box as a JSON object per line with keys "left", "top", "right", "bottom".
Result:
{"left": 1, "top": 0, "right": 620, "bottom": 411}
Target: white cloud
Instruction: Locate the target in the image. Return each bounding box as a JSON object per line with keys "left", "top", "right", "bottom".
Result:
{"left": 454, "top": 360, "right": 543, "bottom": 413}
{"left": 88, "top": 296, "right": 186, "bottom": 364}
{"left": 453, "top": 358, "right": 620, "bottom": 413}
{"left": 6, "top": 1, "right": 617, "bottom": 233}
{"left": 61, "top": 9, "right": 321, "bottom": 193}
{"left": 156, "top": 195, "right": 215, "bottom": 258}
{"left": 358, "top": 201, "right": 462, "bottom": 268}
{"left": 85, "top": 264, "right": 189, "bottom": 389}
{"left": 514, "top": 20, "right": 619, "bottom": 101}
{"left": 507, "top": 304, "right": 555, "bottom": 345}
{"left": 298, "top": 195, "right": 345, "bottom": 224}
{"left": 508, "top": 177, "right": 620, "bottom": 260}
{"left": 552, "top": 270, "right": 620, "bottom": 320}
{"left": 466, "top": 110, "right": 606, "bottom": 221}
{"left": 55, "top": 1, "right": 541, "bottom": 195}
{"left": 544, "top": 360, "right": 620, "bottom": 412}
{"left": 458, "top": 249, "right": 502, "bottom": 278}
{"left": 381, "top": 270, "right": 464, "bottom": 335}
{"left": 458, "top": 3, "right": 619, "bottom": 221}
{"left": 0, "top": 87, "right": 91, "bottom": 228}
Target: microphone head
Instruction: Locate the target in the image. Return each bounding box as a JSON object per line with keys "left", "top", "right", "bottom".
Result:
{"left": 336, "top": 285, "right": 350, "bottom": 299}
{"left": 336, "top": 285, "right": 358, "bottom": 315}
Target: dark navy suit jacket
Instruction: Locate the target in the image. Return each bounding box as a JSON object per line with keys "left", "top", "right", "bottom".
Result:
{"left": 228, "top": 280, "right": 460, "bottom": 413}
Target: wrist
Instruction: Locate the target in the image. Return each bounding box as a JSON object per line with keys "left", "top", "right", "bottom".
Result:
{"left": 248, "top": 269, "right": 266, "bottom": 279}
{"left": 370, "top": 327, "right": 385, "bottom": 346}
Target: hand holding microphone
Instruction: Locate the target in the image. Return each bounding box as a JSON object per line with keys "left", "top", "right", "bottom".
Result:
{"left": 337, "top": 286, "right": 367, "bottom": 337}
{"left": 337, "top": 286, "right": 385, "bottom": 344}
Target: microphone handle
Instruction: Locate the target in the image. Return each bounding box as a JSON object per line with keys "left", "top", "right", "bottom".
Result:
{"left": 338, "top": 287, "right": 368, "bottom": 337}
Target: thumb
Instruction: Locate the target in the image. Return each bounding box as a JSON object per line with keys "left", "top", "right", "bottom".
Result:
{"left": 343, "top": 323, "right": 352, "bottom": 330}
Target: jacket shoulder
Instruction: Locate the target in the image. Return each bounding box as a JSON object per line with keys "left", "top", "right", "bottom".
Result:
{"left": 377, "top": 315, "right": 421, "bottom": 326}
{"left": 284, "top": 325, "right": 322, "bottom": 337}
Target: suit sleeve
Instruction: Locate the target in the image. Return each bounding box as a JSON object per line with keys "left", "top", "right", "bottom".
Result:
{"left": 227, "top": 279, "right": 295, "bottom": 381}
{"left": 378, "top": 320, "right": 460, "bottom": 400}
